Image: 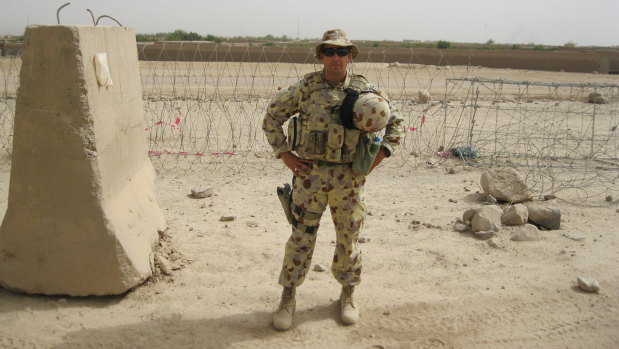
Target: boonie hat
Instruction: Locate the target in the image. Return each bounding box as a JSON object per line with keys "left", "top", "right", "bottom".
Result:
{"left": 314, "top": 29, "right": 359, "bottom": 59}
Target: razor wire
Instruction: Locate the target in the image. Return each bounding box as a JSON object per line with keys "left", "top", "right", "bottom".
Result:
{"left": 1, "top": 44, "right": 618, "bottom": 204}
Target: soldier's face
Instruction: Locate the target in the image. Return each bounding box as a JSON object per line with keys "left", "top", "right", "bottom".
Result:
{"left": 320, "top": 45, "right": 351, "bottom": 77}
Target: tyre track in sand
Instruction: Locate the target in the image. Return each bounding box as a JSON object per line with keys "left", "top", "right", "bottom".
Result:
{"left": 350, "top": 291, "right": 619, "bottom": 348}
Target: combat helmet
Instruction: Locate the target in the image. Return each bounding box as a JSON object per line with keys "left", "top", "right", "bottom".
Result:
{"left": 340, "top": 89, "right": 390, "bottom": 132}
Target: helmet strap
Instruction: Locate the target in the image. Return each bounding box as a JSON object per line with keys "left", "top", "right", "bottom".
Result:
{"left": 339, "top": 88, "right": 360, "bottom": 129}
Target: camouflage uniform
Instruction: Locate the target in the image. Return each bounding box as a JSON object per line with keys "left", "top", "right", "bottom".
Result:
{"left": 263, "top": 70, "right": 404, "bottom": 288}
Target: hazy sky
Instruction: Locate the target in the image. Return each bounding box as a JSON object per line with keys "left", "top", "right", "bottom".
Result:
{"left": 2, "top": 0, "right": 618, "bottom": 46}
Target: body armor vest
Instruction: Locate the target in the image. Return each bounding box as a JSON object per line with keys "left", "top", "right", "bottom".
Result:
{"left": 287, "top": 72, "right": 370, "bottom": 163}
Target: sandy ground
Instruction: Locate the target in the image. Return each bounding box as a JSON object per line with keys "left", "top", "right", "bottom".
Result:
{"left": 0, "top": 62, "right": 618, "bottom": 348}
{"left": 1, "top": 155, "right": 618, "bottom": 348}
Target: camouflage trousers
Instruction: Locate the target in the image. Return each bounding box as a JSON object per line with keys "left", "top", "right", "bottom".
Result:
{"left": 278, "top": 162, "right": 366, "bottom": 288}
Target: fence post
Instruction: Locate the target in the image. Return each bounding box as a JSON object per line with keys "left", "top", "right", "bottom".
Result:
{"left": 469, "top": 83, "right": 480, "bottom": 148}
{"left": 591, "top": 88, "right": 597, "bottom": 158}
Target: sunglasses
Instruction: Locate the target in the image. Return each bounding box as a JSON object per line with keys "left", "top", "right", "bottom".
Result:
{"left": 321, "top": 47, "right": 351, "bottom": 57}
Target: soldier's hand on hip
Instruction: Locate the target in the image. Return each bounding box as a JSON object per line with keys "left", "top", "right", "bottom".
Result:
{"left": 280, "top": 152, "right": 313, "bottom": 176}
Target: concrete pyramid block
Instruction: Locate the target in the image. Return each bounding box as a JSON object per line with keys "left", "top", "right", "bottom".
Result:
{"left": 0, "top": 25, "right": 166, "bottom": 296}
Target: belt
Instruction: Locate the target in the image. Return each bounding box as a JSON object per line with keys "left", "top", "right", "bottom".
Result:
{"left": 314, "top": 160, "right": 349, "bottom": 167}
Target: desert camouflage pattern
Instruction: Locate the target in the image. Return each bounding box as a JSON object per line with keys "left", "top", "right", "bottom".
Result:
{"left": 279, "top": 163, "right": 366, "bottom": 287}
{"left": 352, "top": 92, "right": 391, "bottom": 132}
{"left": 263, "top": 70, "right": 404, "bottom": 288}
{"left": 262, "top": 71, "right": 404, "bottom": 159}
{"left": 314, "top": 29, "right": 359, "bottom": 59}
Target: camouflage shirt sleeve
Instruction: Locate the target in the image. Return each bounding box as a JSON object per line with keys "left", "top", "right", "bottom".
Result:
{"left": 378, "top": 93, "right": 405, "bottom": 157}
{"left": 262, "top": 82, "right": 303, "bottom": 158}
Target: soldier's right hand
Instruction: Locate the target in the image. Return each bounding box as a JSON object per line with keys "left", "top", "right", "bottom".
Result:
{"left": 280, "top": 152, "right": 313, "bottom": 176}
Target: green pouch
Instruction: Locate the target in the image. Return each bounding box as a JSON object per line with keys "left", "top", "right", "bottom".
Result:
{"left": 352, "top": 133, "right": 381, "bottom": 175}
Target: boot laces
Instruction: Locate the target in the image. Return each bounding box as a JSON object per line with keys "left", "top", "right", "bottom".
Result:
{"left": 341, "top": 287, "right": 356, "bottom": 308}
{"left": 279, "top": 288, "right": 296, "bottom": 313}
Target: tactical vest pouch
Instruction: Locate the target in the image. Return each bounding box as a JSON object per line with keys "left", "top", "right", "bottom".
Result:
{"left": 287, "top": 117, "right": 302, "bottom": 151}
{"left": 326, "top": 124, "right": 345, "bottom": 161}
{"left": 307, "top": 131, "right": 327, "bottom": 156}
{"left": 352, "top": 133, "right": 381, "bottom": 175}
{"left": 341, "top": 128, "right": 362, "bottom": 163}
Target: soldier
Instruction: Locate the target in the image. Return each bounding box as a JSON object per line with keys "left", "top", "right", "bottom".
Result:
{"left": 262, "top": 29, "right": 404, "bottom": 331}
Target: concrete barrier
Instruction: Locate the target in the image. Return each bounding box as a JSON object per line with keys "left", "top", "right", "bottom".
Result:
{"left": 0, "top": 25, "right": 166, "bottom": 296}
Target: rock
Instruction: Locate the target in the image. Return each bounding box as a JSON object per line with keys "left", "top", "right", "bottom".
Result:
{"left": 418, "top": 90, "right": 430, "bottom": 104}
{"left": 463, "top": 208, "right": 478, "bottom": 223}
{"left": 510, "top": 224, "right": 541, "bottom": 241}
{"left": 605, "top": 195, "right": 613, "bottom": 202}
{"left": 526, "top": 204, "right": 561, "bottom": 230}
{"left": 487, "top": 237, "right": 503, "bottom": 248}
{"left": 480, "top": 168, "right": 532, "bottom": 203}
{"left": 543, "top": 194, "right": 556, "bottom": 201}
{"left": 359, "top": 237, "right": 371, "bottom": 243}
{"left": 577, "top": 277, "right": 600, "bottom": 292}
{"left": 446, "top": 167, "right": 456, "bottom": 174}
{"left": 471, "top": 205, "right": 502, "bottom": 232}
{"left": 474, "top": 231, "right": 495, "bottom": 240}
{"left": 562, "top": 233, "right": 583, "bottom": 241}
{"left": 484, "top": 194, "right": 498, "bottom": 205}
{"left": 313, "top": 264, "right": 326, "bottom": 272}
{"left": 246, "top": 221, "right": 258, "bottom": 228}
{"left": 191, "top": 187, "right": 214, "bottom": 198}
{"left": 453, "top": 223, "right": 469, "bottom": 233}
{"left": 155, "top": 254, "right": 172, "bottom": 275}
{"left": 501, "top": 203, "right": 528, "bottom": 226}
{"left": 467, "top": 193, "right": 498, "bottom": 205}
{"left": 219, "top": 215, "right": 235, "bottom": 222}
{"left": 588, "top": 92, "right": 609, "bottom": 104}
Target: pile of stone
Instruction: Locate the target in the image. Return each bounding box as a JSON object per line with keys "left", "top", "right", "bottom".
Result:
{"left": 588, "top": 92, "right": 609, "bottom": 104}
{"left": 456, "top": 168, "right": 561, "bottom": 243}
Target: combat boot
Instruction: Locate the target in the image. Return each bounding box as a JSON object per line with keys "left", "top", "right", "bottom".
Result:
{"left": 271, "top": 286, "right": 296, "bottom": 331}
{"left": 340, "top": 285, "right": 359, "bottom": 325}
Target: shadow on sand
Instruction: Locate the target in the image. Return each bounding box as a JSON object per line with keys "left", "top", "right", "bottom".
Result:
{"left": 52, "top": 302, "right": 341, "bottom": 348}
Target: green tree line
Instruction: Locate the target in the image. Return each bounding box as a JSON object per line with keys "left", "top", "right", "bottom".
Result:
{"left": 136, "top": 29, "right": 223, "bottom": 43}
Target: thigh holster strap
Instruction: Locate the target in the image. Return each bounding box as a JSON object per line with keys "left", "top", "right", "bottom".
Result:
{"left": 290, "top": 203, "right": 322, "bottom": 234}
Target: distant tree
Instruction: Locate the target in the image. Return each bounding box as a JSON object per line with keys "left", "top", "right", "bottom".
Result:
{"left": 165, "top": 29, "right": 187, "bottom": 41}
{"left": 437, "top": 40, "right": 451, "bottom": 49}
{"left": 564, "top": 41, "right": 577, "bottom": 47}
{"left": 205, "top": 34, "right": 223, "bottom": 43}
{"left": 165, "top": 29, "right": 203, "bottom": 41}
{"left": 486, "top": 39, "right": 495, "bottom": 44}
